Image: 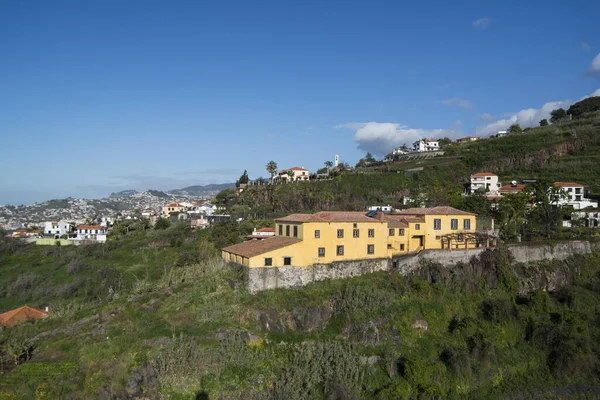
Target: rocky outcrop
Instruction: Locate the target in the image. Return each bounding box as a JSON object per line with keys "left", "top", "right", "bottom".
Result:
{"left": 409, "top": 247, "right": 590, "bottom": 295}
{"left": 244, "top": 301, "right": 334, "bottom": 333}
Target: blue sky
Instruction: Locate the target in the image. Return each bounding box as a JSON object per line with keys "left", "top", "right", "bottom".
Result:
{"left": 1, "top": 0, "right": 599, "bottom": 205}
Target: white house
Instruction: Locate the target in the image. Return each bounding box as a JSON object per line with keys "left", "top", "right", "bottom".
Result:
{"left": 141, "top": 208, "right": 155, "bottom": 217}
{"left": 412, "top": 139, "right": 439, "bottom": 152}
{"left": 497, "top": 130, "right": 508, "bottom": 137}
{"left": 43, "top": 221, "right": 71, "bottom": 238}
{"left": 246, "top": 227, "right": 276, "bottom": 239}
{"left": 100, "top": 217, "right": 114, "bottom": 228}
{"left": 76, "top": 225, "right": 107, "bottom": 241}
{"left": 456, "top": 136, "right": 479, "bottom": 144}
{"left": 554, "top": 182, "right": 598, "bottom": 209}
{"left": 274, "top": 167, "right": 310, "bottom": 183}
{"left": 367, "top": 205, "right": 394, "bottom": 213}
{"left": 563, "top": 209, "right": 600, "bottom": 228}
{"left": 470, "top": 172, "right": 502, "bottom": 195}
{"left": 392, "top": 147, "right": 409, "bottom": 156}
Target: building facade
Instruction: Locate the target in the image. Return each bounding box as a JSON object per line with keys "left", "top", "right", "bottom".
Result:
{"left": 554, "top": 182, "right": 598, "bottom": 209}
{"left": 222, "top": 207, "right": 484, "bottom": 269}
{"left": 76, "top": 225, "right": 107, "bottom": 240}
{"left": 470, "top": 172, "right": 501, "bottom": 195}
{"left": 412, "top": 139, "right": 440, "bottom": 152}
{"left": 274, "top": 167, "right": 310, "bottom": 183}
{"left": 43, "top": 221, "right": 71, "bottom": 238}
{"left": 162, "top": 202, "right": 186, "bottom": 218}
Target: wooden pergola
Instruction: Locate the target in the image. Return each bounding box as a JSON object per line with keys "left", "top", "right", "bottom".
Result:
{"left": 439, "top": 231, "right": 498, "bottom": 250}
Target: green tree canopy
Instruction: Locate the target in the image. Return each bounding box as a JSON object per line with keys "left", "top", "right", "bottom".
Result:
{"left": 235, "top": 170, "right": 249, "bottom": 188}
{"left": 539, "top": 119, "right": 548, "bottom": 126}
{"left": 567, "top": 96, "right": 600, "bottom": 118}
{"left": 154, "top": 218, "right": 171, "bottom": 230}
{"left": 508, "top": 124, "right": 522, "bottom": 134}
{"left": 550, "top": 108, "right": 567, "bottom": 123}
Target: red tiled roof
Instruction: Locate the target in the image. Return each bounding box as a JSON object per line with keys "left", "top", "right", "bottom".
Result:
{"left": 499, "top": 184, "right": 527, "bottom": 192}
{"left": 77, "top": 225, "right": 103, "bottom": 230}
{"left": 279, "top": 166, "right": 308, "bottom": 174}
{"left": 554, "top": 182, "right": 584, "bottom": 188}
{"left": 256, "top": 227, "right": 275, "bottom": 232}
{"left": 165, "top": 202, "right": 183, "bottom": 208}
{"left": 471, "top": 172, "right": 496, "bottom": 177}
{"left": 276, "top": 211, "right": 384, "bottom": 223}
{"left": 384, "top": 218, "right": 409, "bottom": 228}
{"left": 0, "top": 306, "right": 49, "bottom": 327}
{"left": 398, "top": 206, "right": 476, "bottom": 216}
{"left": 222, "top": 236, "right": 301, "bottom": 258}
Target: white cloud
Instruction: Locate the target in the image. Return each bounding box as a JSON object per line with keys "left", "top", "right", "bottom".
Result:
{"left": 337, "top": 122, "right": 461, "bottom": 156}
{"left": 472, "top": 18, "right": 489, "bottom": 29}
{"left": 479, "top": 113, "right": 494, "bottom": 121}
{"left": 588, "top": 52, "right": 600, "bottom": 75}
{"left": 581, "top": 42, "right": 591, "bottom": 52}
{"left": 475, "top": 88, "right": 600, "bottom": 136}
{"left": 439, "top": 97, "right": 473, "bottom": 109}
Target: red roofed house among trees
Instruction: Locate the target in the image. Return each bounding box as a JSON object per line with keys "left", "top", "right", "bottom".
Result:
{"left": 0, "top": 306, "right": 50, "bottom": 327}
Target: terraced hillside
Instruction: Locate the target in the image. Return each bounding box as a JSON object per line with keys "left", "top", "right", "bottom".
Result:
{"left": 229, "top": 112, "right": 600, "bottom": 215}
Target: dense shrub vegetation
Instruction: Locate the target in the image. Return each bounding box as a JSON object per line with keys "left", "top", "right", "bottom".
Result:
{"left": 1, "top": 223, "right": 600, "bottom": 398}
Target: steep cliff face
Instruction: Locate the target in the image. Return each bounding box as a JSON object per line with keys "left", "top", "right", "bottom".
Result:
{"left": 409, "top": 247, "right": 584, "bottom": 295}
{"left": 480, "top": 139, "right": 585, "bottom": 173}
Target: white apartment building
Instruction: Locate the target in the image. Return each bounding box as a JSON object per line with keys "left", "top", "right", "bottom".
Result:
{"left": 563, "top": 209, "right": 600, "bottom": 228}
{"left": 554, "top": 182, "right": 598, "bottom": 209}
{"left": 43, "top": 221, "right": 71, "bottom": 238}
{"left": 470, "top": 172, "right": 501, "bottom": 195}
{"left": 412, "top": 139, "right": 439, "bottom": 152}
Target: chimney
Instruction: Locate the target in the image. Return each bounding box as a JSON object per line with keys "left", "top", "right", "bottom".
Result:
{"left": 375, "top": 211, "right": 385, "bottom": 221}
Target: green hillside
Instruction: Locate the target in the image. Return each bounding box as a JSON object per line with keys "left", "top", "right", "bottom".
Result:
{"left": 228, "top": 111, "right": 600, "bottom": 216}
{"left": 1, "top": 227, "right": 600, "bottom": 398}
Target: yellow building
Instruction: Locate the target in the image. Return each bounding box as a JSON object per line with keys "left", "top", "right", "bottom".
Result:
{"left": 222, "top": 206, "right": 484, "bottom": 269}
{"left": 161, "top": 202, "right": 185, "bottom": 218}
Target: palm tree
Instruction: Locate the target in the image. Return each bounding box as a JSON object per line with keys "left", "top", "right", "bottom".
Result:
{"left": 286, "top": 170, "right": 295, "bottom": 182}
{"left": 324, "top": 161, "right": 333, "bottom": 174}
{"left": 266, "top": 161, "right": 278, "bottom": 181}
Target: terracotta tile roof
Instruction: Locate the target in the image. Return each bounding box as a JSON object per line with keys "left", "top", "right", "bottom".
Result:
{"left": 276, "top": 211, "right": 383, "bottom": 223}
{"left": 165, "top": 202, "right": 183, "bottom": 207}
{"left": 471, "top": 172, "right": 496, "bottom": 177}
{"left": 554, "top": 182, "right": 584, "bottom": 188}
{"left": 398, "top": 206, "right": 476, "bottom": 216}
{"left": 400, "top": 216, "right": 426, "bottom": 223}
{"left": 222, "top": 236, "right": 301, "bottom": 258}
{"left": 76, "top": 225, "right": 103, "bottom": 230}
{"left": 256, "top": 227, "right": 275, "bottom": 232}
{"left": 278, "top": 166, "right": 308, "bottom": 174}
{"left": 499, "top": 184, "right": 527, "bottom": 192}
{"left": 0, "top": 305, "right": 49, "bottom": 326}
{"left": 386, "top": 219, "right": 409, "bottom": 228}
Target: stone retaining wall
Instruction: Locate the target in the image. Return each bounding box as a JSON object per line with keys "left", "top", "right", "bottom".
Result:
{"left": 245, "top": 241, "right": 595, "bottom": 293}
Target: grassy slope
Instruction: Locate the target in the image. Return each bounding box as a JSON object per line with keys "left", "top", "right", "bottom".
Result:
{"left": 1, "top": 228, "right": 599, "bottom": 398}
